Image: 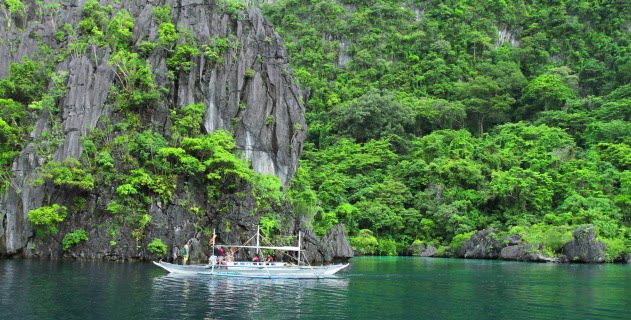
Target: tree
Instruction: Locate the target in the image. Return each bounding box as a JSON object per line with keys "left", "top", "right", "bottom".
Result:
{"left": 331, "top": 89, "right": 413, "bottom": 142}
{"left": 147, "top": 238, "right": 168, "bottom": 256}
{"left": 520, "top": 74, "right": 576, "bottom": 118}
{"left": 406, "top": 97, "right": 466, "bottom": 133}
{"left": 350, "top": 229, "right": 378, "bottom": 254}
{"left": 456, "top": 76, "right": 513, "bottom": 134}
{"left": 0, "top": 58, "right": 48, "bottom": 105}
{"left": 2, "top": 0, "right": 27, "bottom": 28}
{"left": 171, "top": 103, "right": 206, "bottom": 140}
{"left": 584, "top": 121, "right": 631, "bottom": 145}
{"left": 182, "top": 131, "right": 255, "bottom": 194}
{"left": 490, "top": 167, "right": 554, "bottom": 224}
{"left": 593, "top": 143, "right": 631, "bottom": 170}
{"left": 109, "top": 49, "right": 159, "bottom": 109}
{"left": 476, "top": 61, "right": 527, "bottom": 100}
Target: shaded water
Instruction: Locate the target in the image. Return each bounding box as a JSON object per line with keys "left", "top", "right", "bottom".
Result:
{"left": 1, "top": 257, "right": 629, "bottom": 319}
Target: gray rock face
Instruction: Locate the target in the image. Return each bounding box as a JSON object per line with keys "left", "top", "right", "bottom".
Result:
{"left": 166, "top": 2, "right": 306, "bottom": 186}
{"left": 320, "top": 224, "right": 354, "bottom": 262}
{"left": 500, "top": 244, "right": 558, "bottom": 263}
{"left": 409, "top": 243, "right": 438, "bottom": 257}
{"left": 561, "top": 225, "right": 605, "bottom": 263}
{"left": 0, "top": 0, "right": 306, "bottom": 259}
{"left": 458, "top": 228, "right": 504, "bottom": 259}
{"left": 300, "top": 223, "right": 353, "bottom": 263}
{"left": 419, "top": 245, "right": 437, "bottom": 257}
{"left": 187, "top": 238, "right": 208, "bottom": 264}
{"left": 498, "top": 234, "right": 559, "bottom": 262}
{"left": 58, "top": 55, "right": 115, "bottom": 161}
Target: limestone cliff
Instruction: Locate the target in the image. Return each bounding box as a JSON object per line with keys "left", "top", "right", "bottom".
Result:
{"left": 0, "top": 0, "right": 342, "bottom": 262}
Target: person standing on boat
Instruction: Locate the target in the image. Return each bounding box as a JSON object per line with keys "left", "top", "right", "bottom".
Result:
{"left": 182, "top": 240, "right": 191, "bottom": 265}
{"left": 252, "top": 253, "right": 260, "bottom": 264}
{"left": 208, "top": 233, "right": 218, "bottom": 265}
{"left": 265, "top": 254, "right": 274, "bottom": 265}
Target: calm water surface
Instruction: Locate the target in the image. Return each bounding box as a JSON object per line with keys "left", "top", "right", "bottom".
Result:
{"left": 1, "top": 257, "right": 629, "bottom": 319}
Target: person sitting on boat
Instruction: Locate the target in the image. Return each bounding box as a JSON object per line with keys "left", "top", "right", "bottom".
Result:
{"left": 225, "top": 250, "right": 235, "bottom": 263}
{"left": 265, "top": 255, "right": 274, "bottom": 265}
{"left": 252, "top": 254, "right": 260, "bottom": 264}
{"left": 283, "top": 255, "right": 295, "bottom": 266}
{"left": 210, "top": 244, "right": 225, "bottom": 264}
{"left": 217, "top": 246, "right": 226, "bottom": 264}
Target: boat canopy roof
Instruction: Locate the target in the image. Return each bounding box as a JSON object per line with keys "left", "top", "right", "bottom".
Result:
{"left": 227, "top": 245, "right": 301, "bottom": 251}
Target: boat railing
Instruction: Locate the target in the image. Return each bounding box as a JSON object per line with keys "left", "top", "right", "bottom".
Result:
{"left": 227, "top": 261, "right": 292, "bottom": 267}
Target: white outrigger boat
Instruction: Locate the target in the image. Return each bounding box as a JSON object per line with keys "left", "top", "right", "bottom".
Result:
{"left": 153, "top": 227, "right": 349, "bottom": 279}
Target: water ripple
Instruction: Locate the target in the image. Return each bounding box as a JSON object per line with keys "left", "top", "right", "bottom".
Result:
{"left": 1, "top": 258, "right": 630, "bottom": 320}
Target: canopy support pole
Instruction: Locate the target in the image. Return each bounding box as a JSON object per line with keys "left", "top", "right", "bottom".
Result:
{"left": 256, "top": 225, "right": 260, "bottom": 255}
{"left": 298, "top": 230, "right": 302, "bottom": 266}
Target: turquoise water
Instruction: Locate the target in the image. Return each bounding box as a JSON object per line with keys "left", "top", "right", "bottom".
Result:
{"left": 1, "top": 257, "right": 629, "bottom": 319}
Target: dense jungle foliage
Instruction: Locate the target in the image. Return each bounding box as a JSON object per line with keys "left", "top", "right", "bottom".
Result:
{"left": 261, "top": 0, "right": 631, "bottom": 259}
{"left": 0, "top": 0, "right": 629, "bottom": 260}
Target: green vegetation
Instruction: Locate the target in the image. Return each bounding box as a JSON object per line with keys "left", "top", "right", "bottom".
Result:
{"left": 147, "top": 238, "right": 168, "bottom": 256}
{"left": 0, "top": 58, "right": 48, "bottom": 105}
{"left": 217, "top": 0, "right": 247, "bottom": 16}
{"left": 27, "top": 204, "right": 68, "bottom": 237}
{"left": 509, "top": 224, "right": 574, "bottom": 257}
{"left": 33, "top": 158, "right": 95, "bottom": 191}
{"left": 2, "top": 0, "right": 27, "bottom": 28}
{"left": 263, "top": 0, "right": 631, "bottom": 257}
{"left": 62, "top": 229, "right": 89, "bottom": 250}
{"left": 109, "top": 49, "right": 160, "bottom": 110}
{"left": 350, "top": 229, "right": 378, "bottom": 255}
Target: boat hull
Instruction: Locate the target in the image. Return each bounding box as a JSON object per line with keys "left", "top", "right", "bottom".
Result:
{"left": 153, "top": 261, "right": 349, "bottom": 279}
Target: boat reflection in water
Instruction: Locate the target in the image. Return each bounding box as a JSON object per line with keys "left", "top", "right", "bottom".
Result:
{"left": 151, "top": 273, "right": 350, "bottom": 319}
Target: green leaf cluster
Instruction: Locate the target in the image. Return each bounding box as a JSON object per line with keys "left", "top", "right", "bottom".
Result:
{"left": 62, "top": 229, "right": 89, "bottom": 250}
{"left": 27, "top": 204, "right": 68, "bottom": 237}
{"left": 147, "top": 238, "right": 168, "bottom": 256}
{"left": 109, "top": 50, "right": 160, "bottom": 110}
{"left": 0, "top": 58, "right": 48, "bottom": 105}
{"left": 33, "top": 158, "right": 95, "bottom": 191}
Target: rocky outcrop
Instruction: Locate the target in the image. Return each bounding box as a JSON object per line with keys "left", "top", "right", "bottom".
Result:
{"left": 320, "top": 224, "right": 354, "bottom": 262}
{"left": 186, "top": 238, "right": 208, "bottom": 264}
{"left": 457, "top": 226, "right": 605, "bottom": 263}
{"left": 409, "top": 242, "right": 438, "bottom": 257}
{"left": 497, "top": 234, "right": 556, "bottom": 262}
{"left": 561, "top": 225, "right": 605, "bottom": 263}
{"left": 419, "top": 245, "right": 437, "bottom": 257}
{"left": 0, "top": 0, "right": 310, "bottom": 260}
{"left": 301, "top": 223, "right": 353, "bottom": 263}
{"left": 458, "top": 228, "right": 504, "bottom": 259}
{"left": 500, "top": 244, "right": 559, "bottom": 263}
